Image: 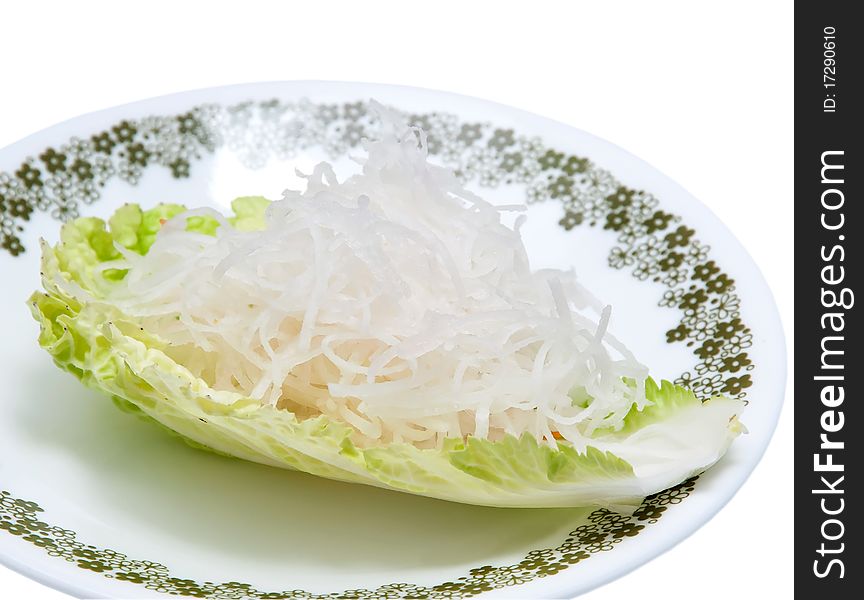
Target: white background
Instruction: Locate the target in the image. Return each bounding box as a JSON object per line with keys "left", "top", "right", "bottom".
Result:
{"left": 0, "top": 1, "right": 792, "bottom": 598}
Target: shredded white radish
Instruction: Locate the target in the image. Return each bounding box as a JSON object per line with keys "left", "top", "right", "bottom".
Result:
{"left": 97, "top": 105, "right": 649, "bottom": 448}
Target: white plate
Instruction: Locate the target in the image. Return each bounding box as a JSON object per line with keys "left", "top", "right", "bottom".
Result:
{"left": 0, "top": 82, "right": 785, "bottom": 599}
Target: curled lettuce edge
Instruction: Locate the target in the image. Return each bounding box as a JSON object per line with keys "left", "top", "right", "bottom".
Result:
{"left": 28, "top": 201, "right": 746, "bottom": 509}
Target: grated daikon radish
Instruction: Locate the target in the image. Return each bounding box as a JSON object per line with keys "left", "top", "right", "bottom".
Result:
{"left": 100, "top": 105, "right": 649, "bottom": 449}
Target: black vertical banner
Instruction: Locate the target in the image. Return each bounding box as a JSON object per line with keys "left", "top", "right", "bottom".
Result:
{"left": 795, "top": 2, "right": 861, "bottom": 597}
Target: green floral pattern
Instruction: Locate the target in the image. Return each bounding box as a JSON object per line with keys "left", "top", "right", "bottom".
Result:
{"left": 1, "top": 98, "right": 754, "bottom": 597}
{"left": 0, "top": 481, "right": 697, "bottom": 599}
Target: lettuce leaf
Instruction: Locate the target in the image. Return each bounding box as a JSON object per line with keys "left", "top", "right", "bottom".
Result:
{"left": 28, "top": 202, "right": 745, "bottom": 508}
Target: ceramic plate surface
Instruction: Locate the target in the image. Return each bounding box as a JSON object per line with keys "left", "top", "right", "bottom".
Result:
{"left": 0, "top": 82, "right": 785, "bottom": 599}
